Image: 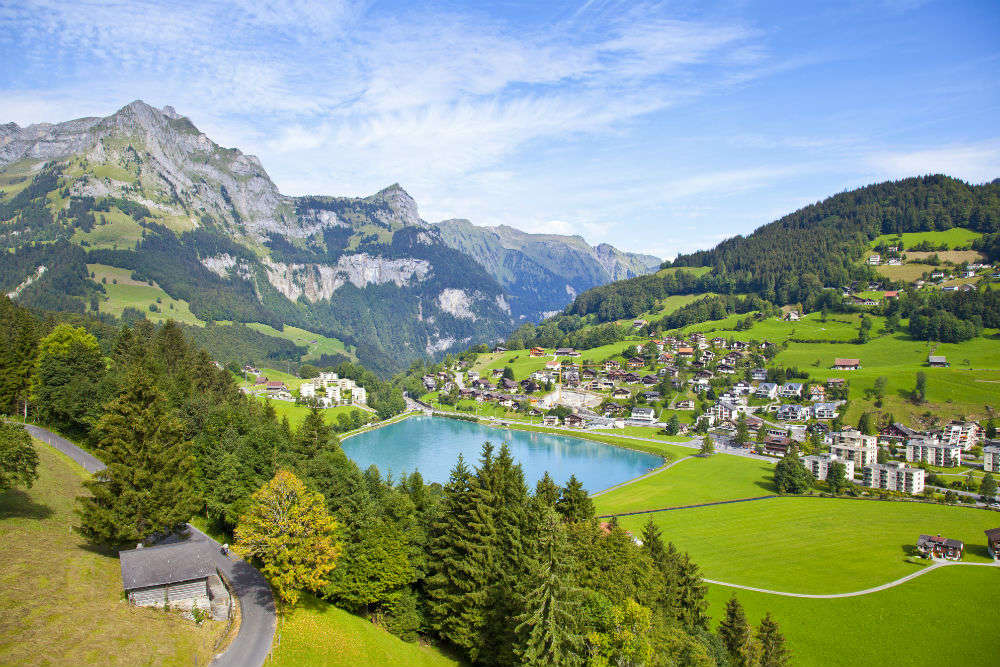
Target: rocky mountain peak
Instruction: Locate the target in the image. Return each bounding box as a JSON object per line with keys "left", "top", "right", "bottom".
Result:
{"left": 371, "top": 182, "right": 423, "bottom": 227}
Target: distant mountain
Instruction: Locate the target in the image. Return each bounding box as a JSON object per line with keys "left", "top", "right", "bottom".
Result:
{"left": 0, "top": 101, "right": 658, "bottom": 373}
{"left": 434, "top": 219, "right": 660, "bottom": 320}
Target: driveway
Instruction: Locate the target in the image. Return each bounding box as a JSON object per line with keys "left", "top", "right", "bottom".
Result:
{"left": 17, "top": 421, "right": 276, "bottom": 667}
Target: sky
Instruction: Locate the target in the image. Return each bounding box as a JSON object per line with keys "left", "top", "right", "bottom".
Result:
{"left": 1, "top": 0, "right": 998, "bottom": 259}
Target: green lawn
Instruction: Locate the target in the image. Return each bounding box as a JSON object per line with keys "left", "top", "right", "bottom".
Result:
{"left": 617, "top": 496, "right": 998, "bottom": 593}
{"left": 705, "top": 565, "right": 1000, "bottom": 667}
{"left": 0, "top": 440, "right": 222, "bottom": 666}
{"left": 271, "top": 594, "right": 458, "bottom": 667}
{"left": 875, "top": 262, "right": 938, "bottom": 282}
{"left": 871, "top": 227, "right": 982, "bottom": 250}
{"left": 262, "top": 399, "right": 367, "bottom": 429}
{"left": 595, "top": 454, "right": 775, "bottom": 512}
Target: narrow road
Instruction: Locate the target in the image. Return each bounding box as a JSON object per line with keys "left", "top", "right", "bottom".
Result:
{"left": 17, "top": 421, "right": 276, "bottom": 667}
{"left": 704, "top": 561, "right": 999, "bottom": 599}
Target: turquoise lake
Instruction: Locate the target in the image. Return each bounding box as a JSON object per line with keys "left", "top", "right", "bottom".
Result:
{"left": 341, "top": 416, "right": 663, "bottom": 492}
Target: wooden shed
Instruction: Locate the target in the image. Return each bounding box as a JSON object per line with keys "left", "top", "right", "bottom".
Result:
{"left": 119, "top": 541, "right": 217, "bottom": 612}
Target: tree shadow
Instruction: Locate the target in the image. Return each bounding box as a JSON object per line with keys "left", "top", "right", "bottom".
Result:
{"left": 0, "top": 488, "right": 53, "bottom": 520}
{"left": 965, "top": 543, "right": 993, "bottom": 560}
{"left": 901, "top": 544, "right": 920, "bottom": 558}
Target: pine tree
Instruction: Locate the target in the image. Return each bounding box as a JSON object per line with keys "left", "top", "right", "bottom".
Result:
{"left": 535, "top": 470, "right": 561, "bottom": 506}
{"left": 674, "top": 549, "right": 709, "bottom": 630}
{"left": 718, "top": 597, "right": 761, "bottom": 667}
{"left": 980, "top": 473, "right": 998, "bottom": 502}
{"left": 76, "top": 373, "right": 199, "bottom": 546}
{"left": 735, "top": 413, "right": 750, "bottom": 447}
{"left": 556, "top": 474, "right": 594, "bottom": 522}
{"left": 757, "top": 613, "right": 790, "bottom": 667}
{"left": 290, "top": 407, "right": 337, "bottom": 461}
{"left": 425, "top": 454, "right": 496, "bottom": 661}
{"left": 515, "top": 507, "right": 582, "bottom": 666}
{"left": 0, "top": 297, "right": 39, "bottom": 417}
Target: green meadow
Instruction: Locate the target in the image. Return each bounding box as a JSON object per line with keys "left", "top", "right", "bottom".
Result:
{"left": 871, "top": 227, "right": 982, "bottom": 250}
{"left": 616, "top": 497, "right": 998, "bottom": 593}
{"left": 245, "top": 323, "right": 356, "bottom": 362}
{"left": 704, "top": 565, "right": 1000, "bottom": 667}
{"left": 88, "top": 263, "right": 206, "bottom": 325}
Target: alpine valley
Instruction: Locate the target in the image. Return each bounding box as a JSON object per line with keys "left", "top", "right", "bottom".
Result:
{"left": 0, "top": 101, "right": 659, "bottom": 375}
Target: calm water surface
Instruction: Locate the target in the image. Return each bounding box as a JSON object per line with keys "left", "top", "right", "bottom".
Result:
{"left": 341, "top": 416, "right": 662, "bottom": 492}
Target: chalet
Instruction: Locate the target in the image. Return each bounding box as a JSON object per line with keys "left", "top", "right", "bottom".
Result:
{"left": 603, "top": 360, "right": 621, "bottom": 371}
{"left": 555, "top": 348, "right": 580, "bottom": 357}
{"left": 812, "top": 403, "right": 838, "bottom": 420}
{"left": 529, "top": 347, "right": 546, "bottom": 357}
{"left": 731, "top": 340, "right": 750, "bottom": 351}
{"left": 677, "top": 347, "right": 695, "bottom": 358}
{"left": 596, "top": 378, "right": 615, "bottom": 391}
{"left": 119, "top": 541, "right": 228, "bottom": 618}
{"left": 808, "top": 385, "right": 825, "bottom": 399}
{"left": 867, "top": 253, "right": 880, "bottom": 265}
{"left": 832, "top": 358, "right": 861, "bottom": 371}
{"left": 632, "top": 319, "right": 649, "bottom": 329}
{"left": 500, "top": 378, "right": 517, "bottom": 391}
{"left": 863, "top": 461, "right": 924, "bottom": 494}
{"left": 826, "top": 377, "right": 846, "bottom": 387}
{"left": 755, "top": 382, "right": 779, "bottom": 399}
{"left": 254, "top": 376, "right": 269, "bottom": 385}
{"left": 916, "top": 534, "right": 963, "bottom": 561}
{"left": 984, "top": 444, "right": 1000, "bottom": 473}
{"left": 751, "top": 368, "right": 767, "bottom": 381}
{"left": 927, "top": 355, "right": 949, "bottom": 367}
{"left": 612, "top": 388, "right": 632, "bottom": 399}
{"left": 801, "top": 453, "right": 855, "bottom": 481}
{"left": 717, "top": 363, "right": 736, "bottom": 375}
{"left": 491, "top": 368, "right": 505, "bottom": 377}
{"left": 762, "top": 436, "right": 792, "bottom": 457}
{"left": 986, "top": 528, "right": 1000, "bottom": 561}
{"left": 906, "top": 437, "right": 962, "bottom": 468}
{"left": 690, "top": 378, "right": 710, "bottom": 393}
{"left": 732, "top": 382, "right": 753, "bottom": 395}
{"left": 564, "top": 414, "right": 585, "bottom": 428}
{"left": 542, "top": 415, "right": 560, "bottom": 427}
{"left": 779, "top": 382, "right": 804, "bottom": 398}
{"left": 467, "top": 371, "right": 480, "bottom": 381}
{"left": 545, "top": 360, "right": 562, "bottom": 370}
{"left": 657, "top": 352, "right": 674, "bottom": 364}
{"left": 676, "top": 400, "right": 696, "bottom": 410}
{"left": 879, "top": 422, "right": 918, "bottom": 445}
{"left": 883, "top": 290, "right": 899, "bottom": 299}
{"left": 711, "top": 337, "right": 728, "bottom": 348}
{"left": 712, "top": 400, "right": 746, "bottom": 423}
{"left": 641, "top": 375, "right": 659, "bottom": 386}
{"left": 776, "top": 404, "right": 807, "bottom": 421}
{"left": 630, "top": 407, "right": 656, "bottom": 423}
{"left": 626, "top": 357, "right": 645, "bottom": 370}
{"left": 642, "top": 391, "right": 661, "bottom": 402}
{"left": 623, "top": 373, "right": 642, "bottom": 384}
{"left": 265, "top": 381, "right": 291, "bottom": 399}
{"left": 520, "top": 380, "right": 541, "bottom": 393}
{"left": 784, "top": 310, "right": 800, "bottom": 321}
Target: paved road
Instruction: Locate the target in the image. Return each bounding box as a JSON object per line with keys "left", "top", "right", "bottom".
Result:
{"left": 17, "top": 421, "right": 276, "bottom": 667}
{"left": 705, "top": 560, "right": 999, "bottom": 599}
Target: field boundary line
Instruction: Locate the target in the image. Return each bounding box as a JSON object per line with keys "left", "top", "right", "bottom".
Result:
{"left": 597, "top": 494, "right": 778, "bottom": 517}
{"left": 592, "top": 456, "right": 694, "bottom": 497}
{"left": 704, "top": 561, "right": 999, "bottom": 599}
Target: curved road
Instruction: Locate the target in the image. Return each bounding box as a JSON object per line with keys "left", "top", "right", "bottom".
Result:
{"left": 705, "top": 561, "right": 999, "bottom": 599}
{"left": 17, "top": 422, "right": 276, "bottom": 667}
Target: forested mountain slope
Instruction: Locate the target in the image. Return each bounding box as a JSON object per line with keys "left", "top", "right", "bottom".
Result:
{"left": 0, "top": 101, "right": 655, "bottom": 374}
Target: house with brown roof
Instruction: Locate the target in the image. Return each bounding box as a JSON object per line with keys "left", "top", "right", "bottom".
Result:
{"left": 986, "top": 528, "right": 1000, "bottom": 561}
{"left": 916, "top": 534, "right": 964, "bottom": 561}
{"left": 832, "top": 358, "right": 861, "bottom": 370}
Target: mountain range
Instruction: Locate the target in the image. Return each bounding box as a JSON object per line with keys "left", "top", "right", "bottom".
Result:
{"left": 0, "top": 101, "right": 659, "bottom": 373}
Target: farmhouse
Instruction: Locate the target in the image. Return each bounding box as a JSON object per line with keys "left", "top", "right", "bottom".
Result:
{"left": 986, "top": 528, "right": 1000, "bottom": 561}
{"left": 906, "top": 437, "right": 962, "bottom": 467}
{"left": 916, "top": 534, "right": 964, "bottom": 561}
{"left": 832, "top": 358, "right": 861, "bottom": 370}
{"left": 863, "top": 461, "right": 925, "bottom": 494}
{"left": 927, "top": 355, "right": 949, "bottom": 367}
{"left": 801, "top": 453, "right": 855, "bottom": 481}
{"left": 555, "top": 348, "right": 581, "bottom": 357}
{"left": 119, "top": 542, "right": 229, "bottom": 618}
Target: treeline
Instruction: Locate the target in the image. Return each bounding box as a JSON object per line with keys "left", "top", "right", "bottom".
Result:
{"left": 566, "top": 176, "right": 1000, "bottom": 327}
{"left": 0, "top": 240, "right": 97, "bottom": 314}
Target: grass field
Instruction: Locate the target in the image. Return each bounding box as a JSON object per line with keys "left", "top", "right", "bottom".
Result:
{"left": 0, "top": 440, "right": 222, "bottom": 666}
{"left": 88, "top": 263, "right": 207, "bottom": 325}
{"left": 906, "top": 249, "right": 986, "bottom": 264}
{"left": 616, "top": 496, "right": 998, "bottom": 593}
{"left": 654, "top": 266, "right": 713, "bottom": 278}
{"left": 875, "top": 262, "right": 938, "bottom": 282}
{"left": 704, "top": 564, "right": 1000, "bottom": 667}
{"left": 245, "top": 323, "right": 356, "bottom": 362}
{"left": 271, "top": 594, "right": 458, "bottom": 667}
{"left": 72, "top": 211, "right": 145, "bottom": 250}
{"left": 595, "top": 453, "right": 775, "bottom": 512}
{"left": 871, "top": 228, "right": 982, "bottom": 250}
{"left": 264, "top": 399, "right": 369, "bottom": 429}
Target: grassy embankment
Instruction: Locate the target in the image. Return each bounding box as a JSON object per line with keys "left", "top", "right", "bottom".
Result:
{"left": 0, "top": 440, "right": 222, "bottom": 666}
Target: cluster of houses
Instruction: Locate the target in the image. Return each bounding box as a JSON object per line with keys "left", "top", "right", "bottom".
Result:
{"left": 249, "top": 371, "right": 367, "bottom": 406}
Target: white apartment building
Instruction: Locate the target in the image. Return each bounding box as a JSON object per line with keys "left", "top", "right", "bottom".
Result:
{"left": 863, "top": 461, "right": 925, "bottom": 494}
{"left": 801, "top": 453, "right": 855, "bottom": 481}
{"left": 829, "top": 429, "right": 879, "bottom": 468}
{"left": 983, "top": 444, "right": 1000, "bottom": 473}
{"left": 299, "top": 382, "right": 316, "bottom": 398}
{"left": 906, "top": 437, "right": 962, "bottom": 468}
{"left": 941, "top": 421, "right": 980, "bottom": 450}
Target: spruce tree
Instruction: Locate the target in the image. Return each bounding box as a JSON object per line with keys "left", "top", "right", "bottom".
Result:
{"left": 425, "top": 454, "right": 496, "bottom": 662}
{"left": 290, "top": 407, "right": 337, "bottom": 461}
{"left": 515, "top": 507, "right": 582, "bottom": 666}
{"left": 980, "top": 473, "right": 998, "bottom": 502}
{"left": 76, "top": 373, "right": 198, "bottom": 547}
{"left": 718, "top": 596, "right": 761, "bottom": 667}
{"left": 535, "top": 470, "right": 561, "bottom": 506}
{"left": 556, "top": 474, "right": 594, "bottom": 522}
{"left": 757, "top": 613, "right": 791, "bottom": 667}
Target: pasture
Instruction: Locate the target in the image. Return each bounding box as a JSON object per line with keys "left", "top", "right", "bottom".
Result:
{"left": 88, "top": 263, "right": 206, "bottom": 325}
{"left": 616, "top": 496, "right": 998, "bottom": 593}
{"left": 871, "top": 227, "right": 982, "bottom": 250}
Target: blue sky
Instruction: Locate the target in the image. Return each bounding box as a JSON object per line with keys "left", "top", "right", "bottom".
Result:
{"left": 1, "top": 0, "right": 998, "bottom": 259}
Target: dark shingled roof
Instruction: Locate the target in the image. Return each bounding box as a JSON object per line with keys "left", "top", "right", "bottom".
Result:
{"left": 119, "top": 541, "right": 215, "bottom": 591}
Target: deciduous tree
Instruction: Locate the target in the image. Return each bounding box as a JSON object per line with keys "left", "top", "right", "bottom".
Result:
{"left": 0, "top": 423, "right": 39, "bottom": 492}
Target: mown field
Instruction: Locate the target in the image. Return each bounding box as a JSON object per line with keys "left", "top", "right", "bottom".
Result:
{"left": 704, "top": 564, "right": 1000, "bottom": 667}
{"left": 871, "top": 227, "right": 982, "bottom": 250}
{"left": 271, "top": 594, "right": 458, "bottom": 667}
{"left": 245, "top": 323, "right": 356, "bottom": 362}
{"left": 615, "top": 496, "right": 998, "bottom": 593}
{"left": 0, "top": 440, "right": 222, "bottom": 666}
{"left": 89, "top": 263, "right": 206, "bottom": 325}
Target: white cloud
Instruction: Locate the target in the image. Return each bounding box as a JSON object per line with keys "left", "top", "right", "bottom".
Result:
{"left": 868, "top": 143, "right": 1000, "bottom": 184}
